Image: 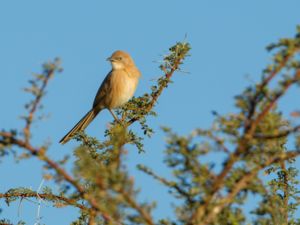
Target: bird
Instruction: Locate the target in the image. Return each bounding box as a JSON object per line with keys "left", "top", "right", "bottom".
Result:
{"left": 59, "top": 50, "right": 141, "bottom": 144}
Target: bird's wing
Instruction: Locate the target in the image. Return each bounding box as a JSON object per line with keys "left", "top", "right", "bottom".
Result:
{"left": 93, "top": 71, "right": 112, "bottom": 108}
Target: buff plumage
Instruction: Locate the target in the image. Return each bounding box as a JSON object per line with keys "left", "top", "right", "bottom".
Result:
{"left": 60, "top": 50, "right": 140, "bottom": 144}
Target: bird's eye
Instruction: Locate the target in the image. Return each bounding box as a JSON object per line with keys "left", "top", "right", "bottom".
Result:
{"left": 117, "top": 57, "right": 122, "bottom": 61}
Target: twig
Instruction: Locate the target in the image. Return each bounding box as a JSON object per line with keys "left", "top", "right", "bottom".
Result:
{"left": 138, "top": 165, "right": 195, "bottom": 205}
{"left": 254, "top": 125, "right": 300, "bottom": 139}
{"left": 126, "top": 57, "right": 184, "bottom": 126}
{"left": 0, "top": 192, "right": 88, "bottom": 212}
{"left": 245, "top": 49, "right": 297, "bottom": 130}
{"left": 248, "top": 72, "right": 299, "bottom": 136}
{"left": 196, "top": 129, "right": 230, "bottom": 153}
{"left": 118, "top": 189, "right": 154, "bottom": 225}
{"left": 23, "top": 67, "right": 55, "bottom": 143}
{"left": 280, "top": 161, "right": 289, "bottom": 224}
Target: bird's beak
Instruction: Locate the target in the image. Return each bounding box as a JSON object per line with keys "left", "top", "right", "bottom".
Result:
{"left": 106, "top": 57, "right": 116, "bottom": 62}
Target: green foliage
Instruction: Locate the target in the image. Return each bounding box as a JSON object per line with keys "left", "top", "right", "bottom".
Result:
{"left": 252, "top": 162, "right": 300, "bottom": 225}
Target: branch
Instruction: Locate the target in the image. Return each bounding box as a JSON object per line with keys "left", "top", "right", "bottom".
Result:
{"left": 126, "top": 43, "right": 190, "bottom": 126}
{"left": 245, "top": 47, "right": 299, "bottom": 129}
{"left": 196, "top": 129, "right": 230, "bottom": 153}
{"left": 0, "top": 191, "right": 88, "bottom": 212}
{"left": 137, "top": 165, "right": 195, "bottom": 205}
{"left": 248, "top": 70, "right": 300, "bottom": 136}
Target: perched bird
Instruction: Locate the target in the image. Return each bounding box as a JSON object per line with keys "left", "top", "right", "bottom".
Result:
{"left": 59, "top": 50, "right": 141, "bottom": 144}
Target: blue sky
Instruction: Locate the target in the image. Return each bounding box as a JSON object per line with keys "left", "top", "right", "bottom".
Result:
{"left": 1, "top": 0, "right": 300, "bottom": 224}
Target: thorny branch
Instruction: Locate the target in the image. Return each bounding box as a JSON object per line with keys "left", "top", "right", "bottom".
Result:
{"left": 190, "top": 47, "right": 300, "bottom": 223}
{"left": 0, "top": 191, "right": 88, "bottom": 212}
{"left": 248, "top": 70, "right": 300, "bottom": 136}
{"left": 126, "top": 45, "right": 189, "bottom": 126}
{"left": 245, "top": 45, "right": 299, "bottom": 131}
{"left": 23, "top": 61, "right": 58, "bottom": 143}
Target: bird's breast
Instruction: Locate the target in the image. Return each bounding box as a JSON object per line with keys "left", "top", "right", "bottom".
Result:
{"left": 109, "top": 70, "right": 138, "bottom": 108}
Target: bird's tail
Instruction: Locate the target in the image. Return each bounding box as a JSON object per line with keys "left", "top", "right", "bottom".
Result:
{"left": 59, "top": 109, "right": 100, "bottom": 144}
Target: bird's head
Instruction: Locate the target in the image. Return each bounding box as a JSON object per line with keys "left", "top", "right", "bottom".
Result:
{"left": 107, "top": 50, "right": 134, "bottom": 70}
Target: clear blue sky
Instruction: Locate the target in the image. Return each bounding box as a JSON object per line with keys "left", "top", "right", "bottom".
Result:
{"left": 1, "top": 1, "right": 300, "bottom": 224}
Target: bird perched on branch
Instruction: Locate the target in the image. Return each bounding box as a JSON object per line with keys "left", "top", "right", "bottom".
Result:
{"left": 60, "top": 50, "right": 141, "bottom": 144}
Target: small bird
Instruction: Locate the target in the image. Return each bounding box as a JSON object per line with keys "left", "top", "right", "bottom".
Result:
{"left": 60, "top": 50, "right": 141, "bottom": 144}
